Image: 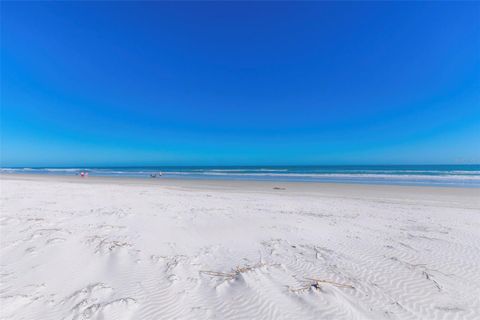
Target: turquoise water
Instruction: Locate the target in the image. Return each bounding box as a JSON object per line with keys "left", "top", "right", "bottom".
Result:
{"left": 2, "top": 165, "right": 480, "bottom": 187}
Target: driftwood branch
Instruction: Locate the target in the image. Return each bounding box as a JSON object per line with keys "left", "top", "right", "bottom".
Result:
{"left": 289, "top": 277, "right": 355, "bottom": 292}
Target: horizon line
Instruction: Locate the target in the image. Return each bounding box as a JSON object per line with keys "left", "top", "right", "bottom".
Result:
{"left": 2, "top": 164, "right": 479, "bottom": 169}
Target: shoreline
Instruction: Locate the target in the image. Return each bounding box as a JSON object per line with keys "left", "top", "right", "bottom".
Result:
{"left": 2, "top": 172, "right": 480, "bottom": 197}
{"left": 2, "top": 165, "right": 479, "bottom": 189}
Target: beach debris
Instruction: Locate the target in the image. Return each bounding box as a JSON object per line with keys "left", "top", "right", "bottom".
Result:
{"left": 289, "top": 277, "right": 354, "bottom": 293}
{"left": 422, "top": 270, "right": 442, "bottom": 292}
{"left": 92, "top": 238, "right": 132, "bottom": 254}
{"left": 200, "top": 262, "right": 269, "bottom": 280}
{"left": 200, "top": 270, "right": 237, "bottom": 280}
{"left": 388, "top": 256, "right": 445, "bottom": 292}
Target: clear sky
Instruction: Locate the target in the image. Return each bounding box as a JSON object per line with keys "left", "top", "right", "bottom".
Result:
{"left": 1, "top": 1, "right": 479, "bottom": 167}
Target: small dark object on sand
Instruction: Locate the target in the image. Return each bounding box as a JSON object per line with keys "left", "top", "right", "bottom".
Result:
{"left": 273, "top": 187, "right": 286, "bottom": 190}
{"left": 150, "top": 172, "right": 163, "bottom": 178}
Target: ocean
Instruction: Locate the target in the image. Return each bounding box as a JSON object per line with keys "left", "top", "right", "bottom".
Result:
{"left": 1, "top": 165, "right": 480, "bottom": 187}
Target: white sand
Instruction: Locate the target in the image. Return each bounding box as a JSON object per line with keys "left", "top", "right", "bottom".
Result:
{"left": 1, "top": 174, "right": 479, "bottom": 320}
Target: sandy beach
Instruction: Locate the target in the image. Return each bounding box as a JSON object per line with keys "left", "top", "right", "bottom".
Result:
{"left": 1, "top": 174, "right": 479, "bottom": 320}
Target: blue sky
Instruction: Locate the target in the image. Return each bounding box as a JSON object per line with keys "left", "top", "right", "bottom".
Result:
{"left": 1, "top": 2, "right": 479, "bottom": 166}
